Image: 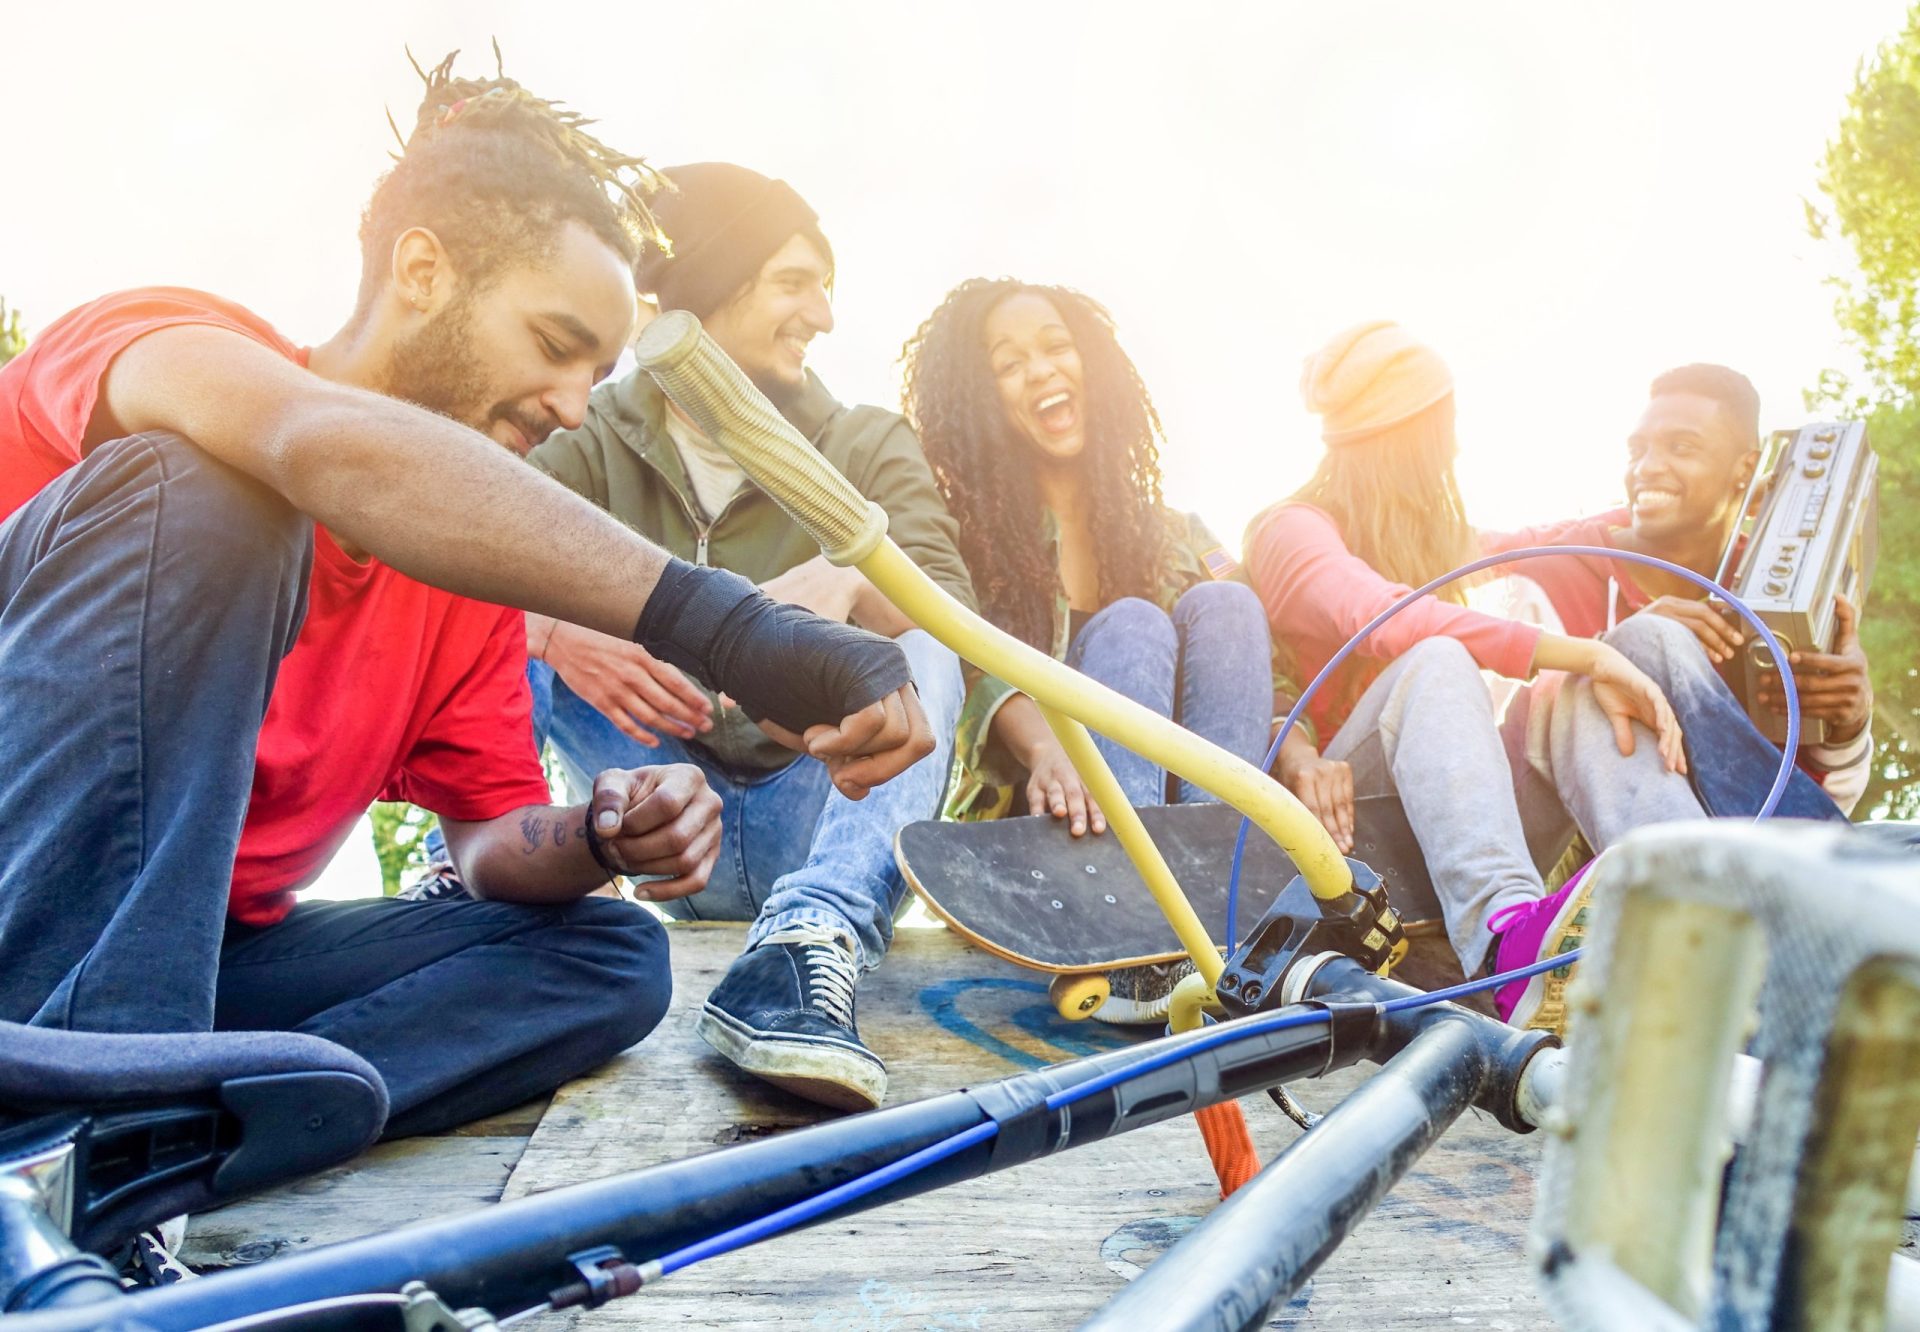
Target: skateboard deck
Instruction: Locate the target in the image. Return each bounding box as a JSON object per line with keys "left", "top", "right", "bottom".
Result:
{"left": 896, "top": 798, "right": 1440, "bottom": 977}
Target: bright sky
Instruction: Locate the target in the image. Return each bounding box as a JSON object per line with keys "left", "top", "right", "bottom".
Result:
{"left": 6, "top": 0, "right": 1906, "bottom": 895}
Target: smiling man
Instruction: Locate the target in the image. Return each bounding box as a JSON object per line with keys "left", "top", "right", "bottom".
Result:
{"left": 524, "top": 163, "right": 973, "bottom": 1112}
{"left": 1484, "top": 364, "right": 1875, "bottom": 818}
{"left": 0, "top": 69, "right": 935, "bottom": 1149}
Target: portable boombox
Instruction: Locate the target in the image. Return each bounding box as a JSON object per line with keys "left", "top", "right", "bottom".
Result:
{"left": 1715, "top": 421, "right": 1878, "bottom": 745}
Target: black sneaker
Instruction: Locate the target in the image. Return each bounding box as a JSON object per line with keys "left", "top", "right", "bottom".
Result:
{"left": 696, "top": 924, "right": 887, "bottom": 1112}
{"left": 396, "top": 860, "right": 471, "bottom": 903}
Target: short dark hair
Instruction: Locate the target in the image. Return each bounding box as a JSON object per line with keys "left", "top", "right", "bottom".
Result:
{"left": 1649, "top": 363, "right": 1761, "bottom": 449}
{"left": 350, "top": 49, "right": 666, "bottom": 323}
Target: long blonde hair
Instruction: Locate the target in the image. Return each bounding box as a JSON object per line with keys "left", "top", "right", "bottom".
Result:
{"left": 1291, "top": 394, "right": 1476, "bottom": 602}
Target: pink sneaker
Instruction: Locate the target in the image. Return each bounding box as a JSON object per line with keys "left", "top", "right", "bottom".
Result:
{"left": 1487, "top": 865, "right": 1595, "bottom": 1034}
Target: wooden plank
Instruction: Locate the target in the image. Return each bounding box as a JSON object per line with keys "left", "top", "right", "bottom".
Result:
{"left": 178, "top": 1095, "right": 548, "bottom": 1268}
{"left": 501, "top": 923, "right": 1551, "bottom": 1329}
{"left": 181, "top": 1135, "right": 525, "bottom": 1268}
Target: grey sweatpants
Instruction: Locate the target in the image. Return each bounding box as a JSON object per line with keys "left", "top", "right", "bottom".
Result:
{"left": 1324, "top": 638, "right": 1703, "bottom": 973}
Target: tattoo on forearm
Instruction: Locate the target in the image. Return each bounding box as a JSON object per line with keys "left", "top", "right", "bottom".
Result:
{"left": 518, "top": 808, "right": 594, "bottom": 857}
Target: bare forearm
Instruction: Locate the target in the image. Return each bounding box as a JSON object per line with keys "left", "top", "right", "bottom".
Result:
{"left": 991, "top": 693, "right": 1057, "bottom": 769}
{"left": 103, "top": 327, "right": 667, "bottom": 637}
{"left": 527, "top": 613, "right": 560, "bottom": 661}
{"left": 852, "top": 578, "right": 917, "bottom": 637}
{"left": 1273, "top": 725, "right": 1321, "bottom": 779}
{"left": 1529, "top": 633, "right": 1605, "bottom": 677}
{"left": 268, "top": 393, "right": 666, "bottom": 637}
{"left": 446, "top": 805, "right": 612, "bottom": 904}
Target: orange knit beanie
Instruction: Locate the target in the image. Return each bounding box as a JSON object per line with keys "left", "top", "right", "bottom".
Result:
{"left": 1301, "top": 321, "right": 1454, "bottom": 446}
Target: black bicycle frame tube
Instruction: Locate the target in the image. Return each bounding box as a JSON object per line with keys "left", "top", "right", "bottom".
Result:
{"left": 7, "top": 1005, "right": 1364, "bottom": 1331}
{"left": 1078, "top": 997, "right": 1539, "bottom": 1331}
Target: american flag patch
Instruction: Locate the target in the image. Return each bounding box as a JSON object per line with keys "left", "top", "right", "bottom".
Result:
{"left": 1202, "top": 547, "right": 1240, "bottom": 579}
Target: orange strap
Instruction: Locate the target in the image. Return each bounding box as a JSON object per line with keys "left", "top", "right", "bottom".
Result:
{"left": 1193, "top": 1100, "right": 1261, "bottom": 1197}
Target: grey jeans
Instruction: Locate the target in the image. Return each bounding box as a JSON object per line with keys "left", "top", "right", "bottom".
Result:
{"left": 1325, "top": 638, "right": 1703, "bottom": 972}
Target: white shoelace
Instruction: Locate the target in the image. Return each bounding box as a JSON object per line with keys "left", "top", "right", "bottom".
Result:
{"left": 761, "top": 923, "right": 859, "bottom": 1028}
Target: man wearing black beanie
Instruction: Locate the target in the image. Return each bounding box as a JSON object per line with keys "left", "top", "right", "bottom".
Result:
{"left": 522, "top": 163, "right": 974, "bottom": 1112}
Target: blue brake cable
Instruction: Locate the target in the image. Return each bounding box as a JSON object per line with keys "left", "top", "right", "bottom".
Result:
{"left": 639, "top": 946, "right": 1579, "bottom": 1286}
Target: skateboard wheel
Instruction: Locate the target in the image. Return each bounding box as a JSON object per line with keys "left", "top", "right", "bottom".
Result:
{"left": 1051, "top": 973, "right": 1110, "bottom": 1020}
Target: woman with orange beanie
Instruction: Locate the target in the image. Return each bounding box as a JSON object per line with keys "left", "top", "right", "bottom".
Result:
{"left": 1244, "top": 321, "right": 1702, "bottom": 1029}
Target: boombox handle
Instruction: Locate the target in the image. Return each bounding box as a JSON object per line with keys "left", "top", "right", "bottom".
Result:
{"left": 1710, "top": 429, "right": 1794, "bottom": 594}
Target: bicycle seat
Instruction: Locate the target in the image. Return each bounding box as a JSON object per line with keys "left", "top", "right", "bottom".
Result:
{"left": 0, "top": 1023, "right": 387, "bottom": 1262}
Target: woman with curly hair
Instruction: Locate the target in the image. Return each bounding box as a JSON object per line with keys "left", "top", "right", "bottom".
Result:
{"left": 1243, "top": 321, "right": 1699, "bottom": 1028}
{"left": 901, "top": 278, "right": 1275, "bottom": 843}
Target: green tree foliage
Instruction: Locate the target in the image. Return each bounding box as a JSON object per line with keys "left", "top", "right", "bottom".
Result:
{"left": 0, "top": 299, "right": 25, "bottom": 367}
{"left": 369, "top": 801, "right": 439, "bottom": 896}
{"left": 1810, "top": 9, "right": 1920, "bottom": 818}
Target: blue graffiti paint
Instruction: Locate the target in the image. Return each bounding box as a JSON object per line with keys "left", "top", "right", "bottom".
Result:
{"left": 1008, "top": 1001, "right": 1130, "bottom": 1060}
{"left": 918, "top": 977, "right": 1134, "bottom": 1069}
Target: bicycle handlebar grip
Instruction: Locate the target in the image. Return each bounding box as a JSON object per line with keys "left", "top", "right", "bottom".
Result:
{"left": 635, "top": 310, "right": 890, "bottom": 566}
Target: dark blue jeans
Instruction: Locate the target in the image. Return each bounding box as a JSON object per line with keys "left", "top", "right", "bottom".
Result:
{"left": 1065, "top": 583, "right": 1274, "bottom": 807}
{"left": 1602, "top": 613, "right": 1849, "bottom": 822}
{"left": 0, "top": 433, "right": 669, "bottom": 1136}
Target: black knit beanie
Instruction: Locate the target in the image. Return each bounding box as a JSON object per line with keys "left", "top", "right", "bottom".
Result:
{"left": 637, "top": 163, "right": 827, "bottom": 319}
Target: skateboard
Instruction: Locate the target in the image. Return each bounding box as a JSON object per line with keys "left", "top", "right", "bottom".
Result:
{"left": 895, "top": 799, "right": 1440, "bottom": 1018}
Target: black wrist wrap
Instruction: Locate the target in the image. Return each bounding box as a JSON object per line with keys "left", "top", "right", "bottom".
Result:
{"left": 634, "top": 558, "right": 914, "bottom": 733}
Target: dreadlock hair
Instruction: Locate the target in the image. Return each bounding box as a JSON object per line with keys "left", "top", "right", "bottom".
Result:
{"left": 350, "top": 45, "right": 668, "bottom": 325}
{"left": 1288, "top": 393, "right": 1477, "bottom": 603}
{"left": 902, "top": 278, "right": 1171, "bottom": 651}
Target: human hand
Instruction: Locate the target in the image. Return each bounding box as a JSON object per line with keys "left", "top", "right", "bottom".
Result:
{"left": 1758, "top": 595, "right": 1873, "bottom": 742}
{"left": 1279, "top": 750, "right": 1354, "bottom": 853}
{"left": 1024, "top": 738, "right": 1106, "bottom": 836}
{"left": 759, "top": 555, "right": 861, "bottom": 624}
{"left": 757, "top": 683, "right": 936, "bottom": 801}
{"left": 541, "top": 616, "right": 713, "bottom": 747}
{"left": 1642, "top": 596, "right": 1744, "bottom": 664}
{"left": 587, "top": 764, "right": 723, "bottom": 900}
{"left": 1585, "top": 643, "right": 1688, "bottom": 774}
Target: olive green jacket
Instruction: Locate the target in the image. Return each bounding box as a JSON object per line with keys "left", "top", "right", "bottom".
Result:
{"left": 529, "top": 367, "right": 976, "bottom": 772}
{"left": 945, "top": 508, "right": 1303, "bottom": 820}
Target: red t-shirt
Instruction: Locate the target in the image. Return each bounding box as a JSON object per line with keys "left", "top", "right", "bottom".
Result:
{"left": 0, "top": 288, "right": 552, "bottom": 925}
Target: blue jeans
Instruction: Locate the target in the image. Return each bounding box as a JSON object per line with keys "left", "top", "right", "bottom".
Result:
{"left": 1064, "top": 583, "right": 1274, "bottom": 807}
{"left": 1601, "top": 614, "right": 1848, "bottom": 822}
{"left": 0, "top": 433, "right": 670, "bottom": 1136}
{"left": 538, "top": 629, "right": 965, "bottom": 971}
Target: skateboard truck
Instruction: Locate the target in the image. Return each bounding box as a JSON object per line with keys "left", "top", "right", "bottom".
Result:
{"left": 1212, "top": 857, "right": 1406, "bottom": 1019}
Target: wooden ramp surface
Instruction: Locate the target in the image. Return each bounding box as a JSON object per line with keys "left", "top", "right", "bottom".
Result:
{"left": 187, "top": 922, "right": 1551, "bottom": 1329}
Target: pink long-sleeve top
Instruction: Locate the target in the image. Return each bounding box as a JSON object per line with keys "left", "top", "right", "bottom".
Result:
{"left": 1244, "top": 502, "right": 1543, "bottom": 741}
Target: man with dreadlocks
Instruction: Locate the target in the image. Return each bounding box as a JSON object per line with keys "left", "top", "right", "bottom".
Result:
{"left": 518, "top": 163, "right": 973, "bottom": 1112}
{"left": 0, "top": 57, "right": 933, "bottom": 1140}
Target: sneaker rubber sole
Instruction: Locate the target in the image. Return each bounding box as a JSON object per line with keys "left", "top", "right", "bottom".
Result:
{"left": 696, "top": 1005, "right": 887, "bottom": 1112}
{"left": 1501, "top": 878, "right": 1596, "bottom": 1036}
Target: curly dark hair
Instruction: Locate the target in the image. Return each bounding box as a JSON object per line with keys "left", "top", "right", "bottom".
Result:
{"left": 350, "top": 45, "right": 669, "bottom": 324}
{"left": 901, "top": 279, "right": 1171, "bottom": 650}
